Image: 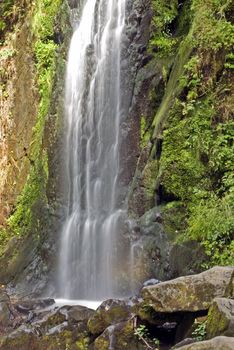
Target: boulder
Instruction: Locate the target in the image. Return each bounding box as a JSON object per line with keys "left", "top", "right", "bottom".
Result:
{"left": 61, "top": 304, "right": 95, "bottom": 323}
{"left": 142, "top": 266, "right": 234, "bottom": 312}
{"left": 175, "top": 336, "right": 234, "bottom": 349}
{"left": 94, "top": 319, "right": 144, "bottom": 350}
{"left": 206, "top": 298, "right": 234, "bottom": 338}
{"left": 88, "top": 299, "right": 133, "bottom": 335}
{"left": 13, "top": 298, "right": 55, "bottom": 315}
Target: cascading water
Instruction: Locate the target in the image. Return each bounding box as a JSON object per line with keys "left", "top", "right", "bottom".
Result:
{"left": 58, "top": 0, "right": 129, "bottom": 300}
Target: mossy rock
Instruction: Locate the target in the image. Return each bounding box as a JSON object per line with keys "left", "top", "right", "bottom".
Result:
{"left": 88, "top": 299, "right": 132, "bottom": 335}
{"left": 142, "top": 266, "right": 234, "bottom": 313}
{"left": 94, "top": 319, "right": 144, "bottom": 350}
{"left": 206, "top": 298, "right": 234, "bottom": 338}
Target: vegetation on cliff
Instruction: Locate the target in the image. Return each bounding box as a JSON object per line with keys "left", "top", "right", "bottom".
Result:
{"left": 7, "top": 0, "right": 62, "bottom": 237}
{"left": 139, "top": 0, "right": 234, "bottom": 267}
{"left": 0, "top": 0, "right": 69, "bottom": 284}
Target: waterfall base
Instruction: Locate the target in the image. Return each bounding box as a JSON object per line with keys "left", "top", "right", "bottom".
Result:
{"left": 55, "top": 299, "right": 102, "bottom": 310}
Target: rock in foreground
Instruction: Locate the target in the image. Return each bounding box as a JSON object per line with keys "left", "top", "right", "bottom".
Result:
{"left": 176, "top": 336, "right": 234, "bottom": 349}
{"left": 142, "top": 266, "right": 234, "bottom": 312}
{"left": 206, "top": 298, "right": 234, "bottom": 338}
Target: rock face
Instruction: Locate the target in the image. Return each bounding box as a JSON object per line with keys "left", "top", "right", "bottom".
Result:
{"left": 206, "top": 298, "right": 234, "bottom": 338}
{"left": 176, "top": 336, "right": 234, "bottom": 350}
{"left": 142, "top": 267, "right": 234, "bottom": 312}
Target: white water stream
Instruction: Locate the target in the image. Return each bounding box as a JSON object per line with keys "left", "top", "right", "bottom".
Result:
{"left": 58, "top": 0, "right": 129, "bottom": 300}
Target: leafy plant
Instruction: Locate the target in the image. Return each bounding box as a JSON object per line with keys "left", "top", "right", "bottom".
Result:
{"left": 192, "top": 320, "right": 207, "bottom": 341}
{"left": 149, "top": 0, "right": 179, "bottom": 57}
{"left": 134, "top": 324, "right": 159, "bottom": 349}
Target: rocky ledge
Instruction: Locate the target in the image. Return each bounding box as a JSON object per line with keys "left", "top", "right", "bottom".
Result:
{"left": 0, "top": 266, "right": 233, "bottom": 349}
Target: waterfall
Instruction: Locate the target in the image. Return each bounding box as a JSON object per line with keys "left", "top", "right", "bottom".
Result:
{"left": 58, "top": 0, "right": 129, "bottom": 300}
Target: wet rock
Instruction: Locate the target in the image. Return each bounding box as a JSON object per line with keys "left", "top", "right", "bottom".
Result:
{"left": 206, "top": 298, "right": 234, "bottom": 338}
{"left": 175, "top": 336, "right": 234, "bottom": 349}
{"left": 94, "top": 319, "right": 144, "bottom": 350}
{"left": 0, "top": 302, "right": 92, "bottom": 349}
{"left": 14, "top": 298, "right": 55, "bottom": 314}
{"left": 88, "top": 299, "right": 133, "bottom": 335}
{"left": 130, "top": 207, "right": 171, "bottom": 291}
{"left": 143, "top": 278, "right": 161, "bottom": 287}
{"left": 0, "top": 302, "right": 11, "bottom": 326}
{"left": 142, "top": 267, "right": 234, "bottom": 313}
{"left": 60, "top": 304, "right": 95, "bottom": 323}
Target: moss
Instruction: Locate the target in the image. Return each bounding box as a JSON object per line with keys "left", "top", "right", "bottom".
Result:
{"left": 0, "top": 0, "right": 24, "bottom": 42}
{"left": 5, "top": 0, "right": 62, "bottom": 238}
{"left": 94, "top": 337, "right": 109, "bottom": 350}
{"left": 88, "top": 304, "right": 130, "bottom": 335}
{"left": 76, "top": 337, "right": 89, "bottom": 350}
{"left": 162, "top": 201, "right": 187, "bottom": 239}
{"left": 148, "top": 0, "right": 234, "bottom": 266}
{"left": 152, "top": 36, "right": 193, "bottom": 138}
{"left": 150, "top": 0, "right": 179, "bottom": 58}
{"left": 142, "top": 160, "right": 159, "bottom": 200}
{"left": 140, "top": 116, "right": 151, "bottom": 150}
{"left": 206, "top": 301, "right": 229, "bottom": 338}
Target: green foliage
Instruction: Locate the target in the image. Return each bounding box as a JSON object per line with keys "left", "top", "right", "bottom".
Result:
{"left": 134, "top": 324, "right": 149, "bottom": 339}
{"left": 0, "top": 228, "right": 10, "bottom": 257}
{"left": 225, "top": 53, "right": 234, "bottom": 69}
{"left": 6, "top": 0, "right": 61, "bottom": 237}
{"left": 162, "top": 201, "right": 187, "bottom": 238}
{"left": 0, "top": 0, "right": 14, "bottom": 35}
{"left": 143, "top": 160, "right": 159, "bottom": 199}
{"left": 188, "top": 193, "right": 234, "bottom": 266}
{"left": 152, "top": 0, "right": 178, "bottom": 30}
{"left": 160, "top": 97, "right": 213, "bottom": 200}
{"left": 156, "top": 0, "right": 234, "bottom": 266}
{"left": 75, "top": 337, "right": 89, "bottom": 350}
{"left": 140, "top": 116, "right": 151, "bottom": 149}
{"left": 0, "top": 0, "right": 25, "bottom": 41}
{"left": 191, "top": 0, "right": 234, "bottom": 51}
{"left": 192, "top": 320, "right": 207, "bottom": 341}
{"left": 150, "top": 0, "right": 179, "bottom": 57}
{"left": 134, "top": 324, "right": 159, "bottom": 349}
{"left": 7, "top": 158, "right": 48, "bottom": 235}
